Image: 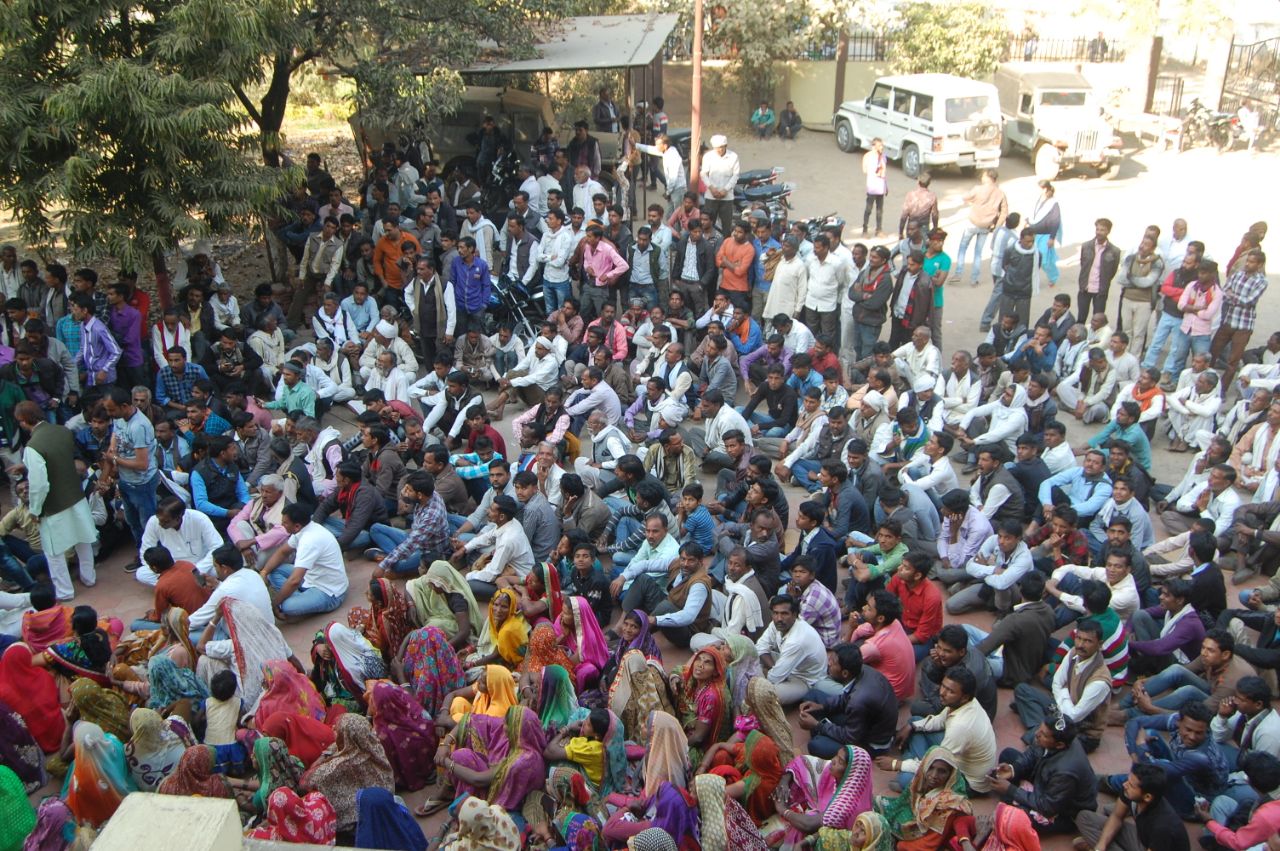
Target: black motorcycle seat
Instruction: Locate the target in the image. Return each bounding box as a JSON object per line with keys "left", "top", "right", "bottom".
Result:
{"left": 744, "top": 183, "right": 787, "bottom": 200}
{"left": 737, "top": 168, "right": 775, "bottom": 184}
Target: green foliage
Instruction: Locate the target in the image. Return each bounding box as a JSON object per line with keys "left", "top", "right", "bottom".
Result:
{"left": 703, "top": 0, "right": 811, "bottom": 100}
{"left": 0, "top": 0, "right": 292, "bottom": 269}
{"left": 888, "top": 3, "right": 1007, "bottom": 79}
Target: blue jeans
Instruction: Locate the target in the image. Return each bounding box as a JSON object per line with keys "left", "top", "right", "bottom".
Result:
{"left": 494, "top": 348, "right": 520, "bottom": 377}
{"left": 1052, "top": 572, "right": 1086, "bottom": 628}
{"left": 118, "top": 473, "right": 160, "bottom": 545}
{"left": 791, "top": 459, "right": 823, "bottom": 492}
{"left": 1144, "top": 313, "right": 1181, "bottom": 370}
{"left": 631, "top": 283, "right": 659, "bottom": 309}
{"left": 543, "top": 279, "right": 571, "bottom": 314}
{"left": 738, "top": 409, "right": 789, "bottom": 437}
{"left": 1107, "top": 734, "right": 1197, "bottom": 817}
{"left": 1117, "top": 665, "right": 1209, "bottom": 719}
{"left": 321, "top": 517, "right": 371, "bottom": 551}
{"left": 980, "top": 276, "right": 1005, "bottom": 330}
{"left": 267, "top": 566, "right": 344, "bottom": 617}
{"left": 899, "top": 721, "right": 945, "bottom": 789}
{"left": 955, "top": 226, "right": 990, "bottom": 283}
{"left": 1164, "top": 327, "right": 1210, "bottom": 378}
{"left": 853, "top": 323, "right": 881, "bottom": 361}
{"left": 368, "top": 524, "right": 419, "bottom": 575}
{"left": 961, "top": 624, "right": 1004, "bottom": 679}
{"left": 447, "top": 513, "right": 468, "bottom": 535}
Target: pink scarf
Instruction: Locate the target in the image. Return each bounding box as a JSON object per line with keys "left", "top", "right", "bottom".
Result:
{"left": 556, "top": 596, "right": 609, "bottom": 670}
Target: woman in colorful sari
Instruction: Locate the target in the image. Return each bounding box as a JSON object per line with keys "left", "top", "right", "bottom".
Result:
{"left": 524, "top": 766, "right": 605, "bottom": 851}
{"left": 311, "top": 623, "right": 387, "bottom": 714}
{"left": 439, "top": 796, "right": 522, "bottom": 851}
{"left": 536, "top": 664, "right": 579, "bottom": 734}
{"left": 301, "top": 714, "right": 395, "bottom": 833}
{"left": 694, "top": 772, "right": 769, "bottom": 851}
{"left": 145, "top": 655, "right": 209, "bottom": 721}
{"left": 521, "top": 562, "right": 563, "bottom": 628}
{"left": 954, "top": 803, "right": 1040, "bottom": 851}
{"left": 601, "top": 610, "right": 662, "bottom": 689}
{"left": 603, "top": 782, "right": 700, "bottom": 851}
{"left": 354, "top": 787, "right": 427, "bottom": 851}
{"left": 258, "top": 713, "right": 335, "bottom": 768}
{"left": 0, "top": 702, "right": 44, "bottom": 793}
{"left": 438, "top": 706, "right": 545, "bottom": 815}
{"left": 368, "top": 682, "right": 436, "bottom": 791}
{"left": 224, "top": 736, "right": 305, "bottom": 815}
{"left": 66, "top": 678, "right": 131, "bottom": 743}
{"left": 721, "top": 632, "right": 762, "bottom": 711}
{"left": 114, "top": 608, "right": 196, "bottom": 679}
{"left": 396, "top": 624, "right": 467, "bottom": 716}
{"left": 418, "top": 710, "right": 509, "bottom": 817}
{"left": 347, "top": 578, "right": 413, "bottom": 666}
{"left": 65, "top": 721, "right": 134, "bottom": 827}
{"left": 22, "top": 797, "right": 73, "bottom": 851}
{"left": 521, "top": 623, "right": 576, "bottom": 683}
{"left": 607, "top": 650, "right": 675, "bottom": 744}
{"left": 556, "top": 596, "right": 608, "bottom": 693}
{"left": 157, "top": 745, "right": 234, "bottom": 797}
{"left": 673, "top": 647, "right": 733, "bottom": 766}
{"left": 0, "top": 643, "right": 65, "bottom": 753}
{"left": 123, "top": 708, "right": 190, "bottom": 791}
{"left": 248, "top": 788, "right": 337, "bottom": 845}
{"left": 772, "top": 745, "right": 874, "bottom": 851}
{"left": 640, "top": 711, "right": 690, "bottom": 798}
{"left": 744, "top": 677, "right": 794, "bottom": 766}
{"left": 254, "top": 659, "right": 327, "bottom": 728}
{"left": 197, "top": 598, "right": 295, "bottom": 710}
{"left": 443, "top": 663, "right": 518, "bottom": 724}
{"left": 34, "top": 606, "right": 114, "bottom": 685}
{"left": 702, "top": 730, "right": 784, "bottom": 826}
{"left": 405, "top": 560, "right": 481, "bottom": 652}
{"left": 876, "top": 747, "right": 972, "bottom": 851}
{"left": 0, "top": 765, "right": 36, "bottom": 851}
{"left": 468, "top": 588, "right": 529, "bottom": 669}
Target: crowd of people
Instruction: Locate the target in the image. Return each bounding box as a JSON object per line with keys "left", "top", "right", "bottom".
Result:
{"left": 0, "top": 116, "right": 1278, "bottom": 851}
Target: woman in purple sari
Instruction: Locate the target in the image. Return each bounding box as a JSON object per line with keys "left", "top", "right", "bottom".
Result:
{"left": 603, "top": 780, "right": 701, "bottom": 849}
{"left": 433, "top": 706, "right": 546, "bottom": 815}
{"left": 368, "top": 682, "right": 437, "bottom": 792}
{"left": 418, "top": 710, "right": 511, "bottom": 817}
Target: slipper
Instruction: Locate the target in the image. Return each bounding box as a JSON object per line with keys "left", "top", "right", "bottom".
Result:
{"left": 414, "top": 797, "right": 451, "bottom": 818}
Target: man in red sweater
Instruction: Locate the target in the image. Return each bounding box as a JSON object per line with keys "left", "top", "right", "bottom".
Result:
{"left": 885, "top": 551, "right": 943, "bottom": 662}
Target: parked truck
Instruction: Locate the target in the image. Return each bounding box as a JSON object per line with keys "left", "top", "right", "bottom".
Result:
{"left": 993, "top": 64, "right": 1123, "bottom": 180}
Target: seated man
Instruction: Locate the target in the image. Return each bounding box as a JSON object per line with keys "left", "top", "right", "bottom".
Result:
{"left": 1119, "top": 627, "right": 1247, "bottom": 722}
{"left": 714, "top": 504, "right": 783, "bottom": 594}
{"left": 1127, "top": 579, "right": 1205, "bottom": 677}
{"left": 756, "top": 593, "right": 828, "bottom": 705}
{"left": 1047, "top": 549, "right": 1140, "bottom": 629}
{"left": 1012, "top": 617, "right": 1111, "bottom": 753}
{"left": 717, "top": 545, "right": 770, "bottom": 640}
{"left": 988, "top": 716, "right": 1099, "bottom": 836}
{"left": 840, "top": 519, "right": 908, "bottom": 612}
{"left": 135, "top": 496, "right": 222, "bottom": 585}
{"left": 1109, "top": 703, "right": 1229, "bottom": 819}
{"left": 228, "top": 474, "right": 290, "bottom": 568}
{"left": 456, "top": 493, "right": 535, "bottom": 598}
{"left": 311, "top": 461, "right": 387, "bottom": 553}
{"left": 966, "top": 571, "right": 1057, "bottom": 688}
{"left": 786, "top": 555, "right": 841, "bottom": 646}
{"left": 602, "top": 483, "right": 677, "bottom": 573}
{"left": 1073, "top": 764, "right": 1191, "bottom": 851}
{"left": 885, "top": 551, "right": 944, "bottom": 661}
{"left": 798, "top": 643, "right": 898, "bottom": 757}
{"left": 848, "top": 588, "right": 916, "bottom": 704}
{"left": 368, "top": 470, "right": 451, "bottom": 580}
{"left": 911, "top": 623, "right": 998, "bottom": 719}
{"left": 1085, "top": 474, "right": 1154, "bottom": 562}
{"left": 946, "top": 519, "right": 1032, "bottom": 616}
{"left": 259, "top": 503, "right": 349, "bottom": 618}
{"left": 189, "top": 434, "right": 249, "bottom": 535}
{"left": 1037, "top": 448, "right": 1113, "bottom": 528}
{"left": 618, "top": 540, "right": 710, "bottom": 649}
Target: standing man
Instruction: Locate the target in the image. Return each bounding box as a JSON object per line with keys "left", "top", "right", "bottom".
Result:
{"left": 634, "top": 135, "right": 687, "bottom": 215}
{"left": 954, "top": 170, "right": 1008, "bottom": 287}
{"left": 450, "top": 236, "right": 491, "bottom": 337}
{"left": 803, "top": 234, "right": 850, "bottom": 339}
{"left": 862, "top": 138, "right": 888, "bottom": 238}
{"left": 923, "top": 229, "right": 952, "bottom": 350}
{"left": 1077, "top": 218, "right": 1121, "bottom": 321}
{"left": 101, "top": 386, "right": 159, "bottom": 564}
{"left": 1212, "top": 249, "right": 1268, "bottom": 391}
{"left": 16, "top": 401, "right": 97, "bottom": 601}
{"left": 898, "top": 173, "right": 939, "bottom": 239}
{"left": 700, "top": 135, "right": 740, "bottom": 237}
{"left": 71, "top": 292, "right": 120, "bottom": 389}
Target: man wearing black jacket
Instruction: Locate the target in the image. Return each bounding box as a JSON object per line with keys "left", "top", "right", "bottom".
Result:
{"left": 798, "top": 643, "right": 898, "bottom": 757}
{"left": 1077, "top": 218, "right": 1121, "bottom": 321}
{"left": 1, "top": 342, "right": 65, "bottom": 414}
{"left": 312, "top": 462, "right": 388, "bottom": 552}
{"left": 671, "top": 221, "right": 717, "bottom": 317}
{"left": 989, "top": 717, "right": 1099, "bottom": 834}
{"left": 912, "top": 623, "right": 999, "bottom": 719}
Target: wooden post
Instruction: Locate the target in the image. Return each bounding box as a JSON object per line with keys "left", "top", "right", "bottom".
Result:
{"left": 690, "top": 0, "right": 704, "bottom": 189}
{"left": 1144, "top": 36, "right": 1163, "bottom": 114}
{"left": 833, "top": 27, "right": 849, "bottom": 112}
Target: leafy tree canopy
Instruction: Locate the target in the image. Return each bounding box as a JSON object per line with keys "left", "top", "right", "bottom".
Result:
{"left": 888, "top": 2, "right": 1007, "bottom": 79}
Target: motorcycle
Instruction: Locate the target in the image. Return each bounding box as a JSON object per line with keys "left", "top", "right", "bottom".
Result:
{"left": 1182, "top": 99, "right": 1237, "bottom": 151}
{"left": 484, "top": 273, "right": 544, "bottom": 347}
{"left": 733, "top": 167, "right": 794, "bottom": 222}
{"left": 799, "top": 213, "right": 847, "bottom": 243}
{"left": 480, "top": 149, "right": 523, "bottom": 224}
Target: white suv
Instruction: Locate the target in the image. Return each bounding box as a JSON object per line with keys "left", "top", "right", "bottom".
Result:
{"left": 832, "top": 73, "right": 1003, "bottom": 177}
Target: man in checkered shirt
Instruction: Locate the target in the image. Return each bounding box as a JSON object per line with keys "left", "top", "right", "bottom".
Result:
{"left": 1212, "top": 249, "right": 1268, "bottom": 389}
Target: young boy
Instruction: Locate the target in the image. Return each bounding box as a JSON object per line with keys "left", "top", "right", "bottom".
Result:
{"left": 204, "top": 670, "right": 242, "bottom": 746}
{"left": 842, "top": 519, "right": 908, "bottom": 612}
{"left": 544, "top": 707, "right": 610, "bottom": 785}
{"left": 563, "top": 540, "right": 612, "bottom": 628}
{"left": 820, "top": 367, "right": 848, "bottom": 410}
{"left": 452, "top": 436, "right": 501, "bottom": 503}
{"left": 676, "top": 483, "right": 715, "bottom": 554}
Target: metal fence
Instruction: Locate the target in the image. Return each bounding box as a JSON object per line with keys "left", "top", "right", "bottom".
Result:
{"left": 1005, "top": 35, "right": 1126, "bottom": 63}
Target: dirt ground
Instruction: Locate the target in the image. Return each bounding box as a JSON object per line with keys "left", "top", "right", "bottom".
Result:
{"left": 20, "top": 123, "right": 1280, "bottom": 846}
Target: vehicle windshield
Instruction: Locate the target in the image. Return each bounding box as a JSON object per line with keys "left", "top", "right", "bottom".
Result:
{"left": 945, "top": 96, "right": 990, "bottom": 123}
{"left": 1040, "top": 91, "right": 1089, "bottom": 107}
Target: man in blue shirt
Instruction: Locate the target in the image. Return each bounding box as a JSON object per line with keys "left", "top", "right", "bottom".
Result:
{"left": 190, "top": 434, "right": 250, "bottom": 535}
{"left": 726, "top": 306, "right": 762, "bottom": 357}
{"left": 1111, "top": 703, "right": 1230, "bottom": 818}
{"left": 451, "top": 236, "right": 492, "bottom": 338}
{"left": 1010, "top": 323, "right": 1059, "bottom": 374}
{"left": 1086, "top": 401, "right": 1152, "bottom": 469}
{"left": 751, "top": 218, "right": 781, "bottom": 323}
{"left": 1037, "top": 449, "right": 1114, "bottom": 525}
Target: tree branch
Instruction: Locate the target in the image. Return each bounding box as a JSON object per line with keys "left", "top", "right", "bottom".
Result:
{"left": 288, "top": 47, "right": 320, "bottom": 74}
{"left": 231, "top": 84, "right": 263, "bottom": 125}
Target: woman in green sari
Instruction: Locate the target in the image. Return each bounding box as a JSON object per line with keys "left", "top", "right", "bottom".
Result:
{"left": 875, "top": 747, "right": 972, "bottom": 851}
{"left": 536, "top": 664, "right": 579, "bottom": 734}
{"left": 406, "top": 560, "right": 482, "bottom": 651}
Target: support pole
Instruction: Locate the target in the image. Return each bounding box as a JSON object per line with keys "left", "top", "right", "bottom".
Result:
{"left": 689, "top": 0, "right": 704, "bottom": 189}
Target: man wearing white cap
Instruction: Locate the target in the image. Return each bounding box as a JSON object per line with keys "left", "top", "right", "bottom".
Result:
{"left": 486, "top": 335, "right": 561, "bottom": 420}
{"left": 358, "top": 319, "right": 418, "bottom": 381}
{"left": 699, "top": 135, "right": 740, "bottom": 237}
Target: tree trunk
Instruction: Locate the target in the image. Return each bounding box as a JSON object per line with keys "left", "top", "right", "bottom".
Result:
{"left": 257, "top": 52, "right": 293, "bottom": 168}
{"left": 152, "top": 249, "right": 174, "bottom": 312}
{"left": 833, "top": 27, "right": 849, "bottom": 112}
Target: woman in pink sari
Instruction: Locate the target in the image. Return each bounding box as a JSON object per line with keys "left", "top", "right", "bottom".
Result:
{"left": 368, "top": 682, "right": 436, "bottom": 792}
{"left": 772, "top": 744, "right": 874, "bottom": 850}
{"left": 435, "top": 707, "right": 545, "bottom": 815}
{"left": 556, "top": 596, "right": 609, "bottom": 692}
{"left": 418, "top": 710, "right": 510, "bottom": 817}
{"left": 254, "top": 659, "right": 327, "bottom": 729}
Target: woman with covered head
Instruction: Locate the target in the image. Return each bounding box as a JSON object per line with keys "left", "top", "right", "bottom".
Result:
{"left": 556, "top": 595, "right": 610, "bottom": 693}
{"left": 346, "top": 576, "right": 413, "bottom": 664}
{"left": 875, "top": 746, "right": 972, "bottom": 851}
{"left": 65, "top": 722, "right": 134, "bottom": 827}
{"left": 310, "top": 622, "right": 387, "bottom": 713}
{"left": 694, "top": 772, "right": 769, "bottom": 851}
{"left": 301, "top": 714, "right": 395, "bottom": 833}
{"left": 601, "top": 608, "right": 662, "bottom": 688}
{"left": 467, "top": 586, "right": 529, "bottom": 669}
{"left": 405, "top": 560, "right": 481, "bottom": 650}
{"left": 772, "top": 744, "right": 874, "bottom": 850}
{"left": 671, "top": 645, "right": 733, "bottom": 766}
{"left": 608, "top": 649, "right": 676, "bottom": 743}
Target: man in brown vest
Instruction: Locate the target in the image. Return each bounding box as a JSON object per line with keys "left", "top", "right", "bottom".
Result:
{"left": 1012, "top": 617, "right": 1112, "bottom": 752}
{"left": 619, "top": 539, "right": 711, "bottom": 648}
{"left": 16, "top": 401, "right": 98, "bottom": 601}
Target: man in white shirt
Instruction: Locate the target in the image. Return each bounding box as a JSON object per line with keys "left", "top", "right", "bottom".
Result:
{"left": 1042, "top": 422, "right": 1077, "bottom": 475}
{"left": 135, "top": 497, "right": 223, "bottom": 586}
{"left": 1106, "top": 331, "right": 1141, "bottom": 386}
{"left": 937, "top": 351, "right": 982, "bottom": 428}
{"left": 1048, "top": 550, "right": 1140, "bottom": 627}
{"left": 487, "top": 336, "right": 560, "bottom": 419}
{"left": 1011, "top": 618, "right": 1111, "bottom": 754}
{"left": 571, "top": 166, "right": 605, "bottom": 218}
{"left": 459, "top": 203, "right": 499, "bottom": 267}
{"left": 900, "top": 431, "right": 960, "bottom": 499}
{"left": 770, "top": 313, "right": 817, "bottom": 356}
{"left": 189, "top": 543, "right": 274, "bottom": 633}
{"left": 802, "top": 234, "right": 851, "bottom": 338}
{"left": 699, "top": 134, "right": 740, "bottom": 236}
{"left": 948, "top": 520, "right": 1033, "bottom": 615}
{"left": 756, "top": 593, "right": 828, "bottom": 705}
{"left": 635, "top": 136, "right": 687, "bottom": 213}
{"left": 893, "top": 326, "right": 942, "bottom": 388}
{"left": 459, "top": 495, "right": 534, "bottom": 599}
{"left": 574, "top": 410, "right": 631, "bottom": 488}
{"left": 616, "top": 538, "right": 708, "bottom": 648}
{"left": 260, "top": 503, "right": 348, "bottom": 618}
{"left": 364, "top": 350, "right": 413, "bottom": 405}
{"left": 535, "top": 209, "right": 575, "bottom": 313}
{"left": 1159, "top": 218, "right": 1191, "bottom": 270}
{"left": 1162, "top": 464, "right": 1242, "bottom": 541}
{"left": 684, "top": 389, "right": 753, "bottom": 472}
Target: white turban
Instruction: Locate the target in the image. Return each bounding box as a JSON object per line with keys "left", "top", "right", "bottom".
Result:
{"left": 375, "top": 320, "right": 397, "bottom": 339}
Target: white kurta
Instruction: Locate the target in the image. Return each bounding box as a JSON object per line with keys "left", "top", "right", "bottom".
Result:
{"left": 24, "top": 446, "right": 97, "bottom": 553}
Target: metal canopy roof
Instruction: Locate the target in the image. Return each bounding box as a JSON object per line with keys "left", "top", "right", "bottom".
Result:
{"left": 460, "top": 14, "right": 680, "bottom": 74}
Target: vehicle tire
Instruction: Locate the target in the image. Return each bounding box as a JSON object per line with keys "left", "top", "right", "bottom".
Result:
{"left": 1099, "top": 160, "right": 1123, "bottom": 180}
{"left": 1033, "top": 143, "right": 1061, "bottom": 180}
{"left": 835, "top": 120, "right": 857, "bottom": 153}
{"left": 901, "top": 144, "right": 921, "bottom": 178}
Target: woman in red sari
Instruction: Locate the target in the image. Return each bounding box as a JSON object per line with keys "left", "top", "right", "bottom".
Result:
{"left": 347, "top": 578, "right": 412, "bottom": 666}
{"left": 519, "top": 562, "right": 562, "bottom": 627}
{"left": 702, "top": 730, "right": 784, "bottom": 826}
{"left": 673, "top": 648, "right": 733, "bottom": 766}
{"left": 0, "top": 643, "right": 65, "bottom": 752}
